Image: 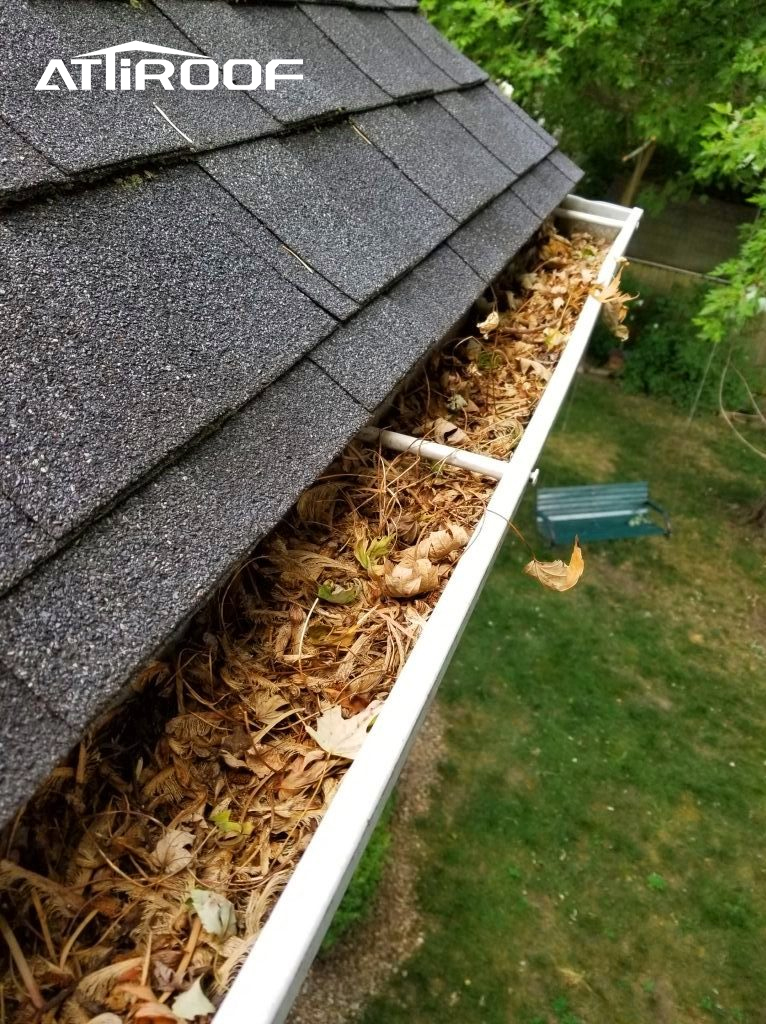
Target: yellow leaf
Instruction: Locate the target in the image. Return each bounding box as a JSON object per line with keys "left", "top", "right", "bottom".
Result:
{"left": 354, "top": 534, "right": 394, "bottom": 570}
{"left": 523, "top": 540, "right": 584, "bottom": 592}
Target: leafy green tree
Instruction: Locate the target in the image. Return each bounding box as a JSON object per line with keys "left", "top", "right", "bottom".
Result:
{"left": 423, "top": 1, "right": 766, "bottom": 191}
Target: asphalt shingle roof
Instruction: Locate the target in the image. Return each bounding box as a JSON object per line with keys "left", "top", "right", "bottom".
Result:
{"left": 0, "top": 0, "right": 582, "bottom": 826}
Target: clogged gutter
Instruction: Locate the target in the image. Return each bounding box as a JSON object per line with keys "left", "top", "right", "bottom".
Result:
{"left": 0, "top": 223, "right": 622, "bottom": 1024}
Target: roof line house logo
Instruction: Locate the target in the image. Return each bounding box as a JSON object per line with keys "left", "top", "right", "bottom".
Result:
{"left": 35, "top": 41, "right": 303, "bottom": 92}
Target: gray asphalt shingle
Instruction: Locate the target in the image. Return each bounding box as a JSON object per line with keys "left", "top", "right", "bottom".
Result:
{"left": 300, "top": 6, "right": 455, "bottom": 97}
{"left": 195, "top": 164, "right": 359, "bottom": 320}
{"left": 312, "top": 244, "right": 484, "bottom": 410}
{"left": 156, "top": 0, "right": 388, "bottom": 124}
{"left": 0, "top": 497, "right": 57, "bottom": 593}
{"left": 0, "top": 0, "right": 276, "bottom": 175}
{"left": 437, "top": 84, "right": 553, "bottom": 176}
{"left": 512, "top": 157, "right": 573, "bottom": 217}
{"left": 386, "top": 11, "right": 487, "bottom": 86}
{"left": 549, "top": 147, "right": 584, "bottom": 185}
{"left": 0, "top": 119, "right": 65, "bottom": 197}
{"left": 1, "top": 164, "right": 335, "bottom": 538}
{"left": 0, "top": 662, "right": 78, "bottom": 824}
{"left": 447, "top": 187, "right": 541, "bottom": 281}
{"left": 488, "top": 84, "right": 558, "bottom": 148}
{"left": 353, "top": 99, "right": 513, "bottom": 221}
{"left": 0, "top": 361, "right": 367, "bottom": 731}
{"left": 201, "top": 122, "right": 456, "bottom": 304}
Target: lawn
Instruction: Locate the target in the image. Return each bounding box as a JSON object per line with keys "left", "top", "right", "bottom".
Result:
{"left": 359, "top": 377, "right": 766, "bottom": 1024}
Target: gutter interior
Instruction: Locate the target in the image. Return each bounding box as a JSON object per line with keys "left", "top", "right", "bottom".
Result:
{"left": 0, "top": 208, "right": 637, "bottom": 1024}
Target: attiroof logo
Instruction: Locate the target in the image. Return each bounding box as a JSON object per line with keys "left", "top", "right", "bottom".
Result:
{"left": 35, "top": 42, "right": 303, "bottom": 92}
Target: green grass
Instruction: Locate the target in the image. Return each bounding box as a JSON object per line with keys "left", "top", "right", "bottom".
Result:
{"left": 321, "top": 800, "right": 394, "bottom": 953}
{"left": 360, "top": 378, "right": 766, "bottom": 1024}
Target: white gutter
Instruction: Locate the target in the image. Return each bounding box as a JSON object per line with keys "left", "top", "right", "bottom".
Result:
{"left": 214, "top": 197, "right": 643, "bottom": 1024}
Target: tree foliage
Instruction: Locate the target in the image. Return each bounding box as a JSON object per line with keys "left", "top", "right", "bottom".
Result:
{"left": 424, "top": 0, "right": 766, "bottom": 348}
{"left": 693, "top": 99, "right": 766, "bottom": 346}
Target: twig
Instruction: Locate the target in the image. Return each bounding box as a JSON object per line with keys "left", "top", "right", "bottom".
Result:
{"left": 718, "top": 354, "right": 766, "bottom": 461}
{"left": 59, "top": 908, "right": 99, "bottom": 971}
{"left": 30, "top": 891, "right": 56, "bottom": 963}
{"left": 174, "top": 916, "right": 202, "bottom": 987}
{"left": 0, "top": 911, "right": 44, "bottom": 1010}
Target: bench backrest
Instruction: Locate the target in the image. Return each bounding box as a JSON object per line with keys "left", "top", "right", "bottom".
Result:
{"left": 537, "top": 482, "right": 649, "bottom": 519}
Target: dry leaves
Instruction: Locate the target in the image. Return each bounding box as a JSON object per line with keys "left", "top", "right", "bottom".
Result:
{"left": 306, "top": 701, "right": 383, "bottom": 760}
{"left": 189, "top": 889, "right": 237, "bottom": 940}
{"left": 431, "top": 417, "right": 468, "bottom": 446}
{"left": 477, "top": 309, "right": 500, "bottom": 337}
{"left": 590, "top": 264, "right": 636, "bottom": 341}
{"left": 524, "top": 539, "right": 585, "bottom": 592}
{"left": 0, "top": 223, "right": 609, "bottom": 1021}
{"left": 172, "top": 978, "right": 216, "bottom": 1021}
{"left": 152, "top": 830, "right": 194, "bottom": 875}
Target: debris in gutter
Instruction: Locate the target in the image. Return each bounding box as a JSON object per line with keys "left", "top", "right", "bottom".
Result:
{"left": 0, "top": 225, "right": 619, "bottom": 1023}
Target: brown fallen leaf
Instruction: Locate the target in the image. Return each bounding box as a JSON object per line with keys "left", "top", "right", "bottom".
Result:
{"left": 519, "top": 357, "right": 551, "bottom": 381}
{"left": 306, "top": 701, "right": 383, "bottom": 760}
{"left": 382, "top": 557, "right": 439, "bottom": 598}
{"left": 400, "top": 525, "right": 469, "bottom": 563}
{"left": 151, "top": 829, "right": 194, "bottom": 875}
{"left": 432, "top": 417, "right": 468, "bottom": 446}
{"left": 590, "top": 265, "right": 637, "bottom": 341}
{"left": 523, "top": 539, "right": 584, "bottom": 592}
{"left": 133, "top": 1004, "right": 179, "bottom": 1023}
{"left": 476, "top": 309, "right": 499, "bottom": 337}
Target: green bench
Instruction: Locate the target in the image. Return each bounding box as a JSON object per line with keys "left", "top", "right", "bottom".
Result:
{"left": 536, "top": 482, "right": 671, "bottom": 545}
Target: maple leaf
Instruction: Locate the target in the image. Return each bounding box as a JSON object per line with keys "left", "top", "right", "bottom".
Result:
{"left": 151, "top": 829, "right": 194, "bottom": 875}
{"left": 523, "top": 539, "right": 584, "bottom": 592}
{"left": 306, "top": 701, "right": 383, "bottom": 760}
{"left": 172, "top": 978, "right": 216, "bottom": 1021}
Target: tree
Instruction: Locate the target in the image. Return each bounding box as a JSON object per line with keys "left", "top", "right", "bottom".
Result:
{"left": 425, "top": 0, "right": 766, "bottom": 516}
{"left": 427, "top": 2, "right": 766, "bottom": 189}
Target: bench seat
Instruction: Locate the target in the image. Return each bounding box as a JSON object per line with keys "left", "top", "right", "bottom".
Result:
{"left": 536, "top": 482, "right": 671, "bottom": 545}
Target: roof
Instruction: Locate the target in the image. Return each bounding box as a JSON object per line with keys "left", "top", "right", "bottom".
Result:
{"left": 0, "top": 0, "right": 582, "bottom": 826}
